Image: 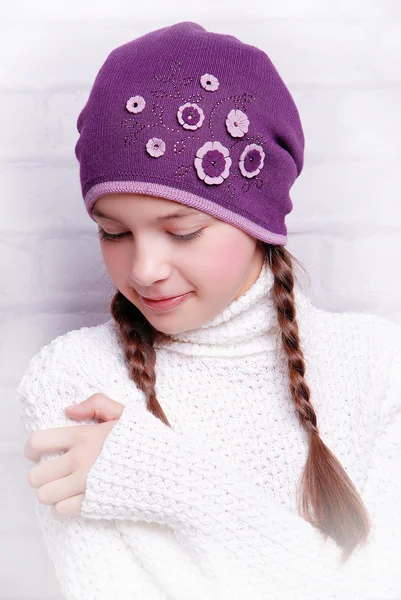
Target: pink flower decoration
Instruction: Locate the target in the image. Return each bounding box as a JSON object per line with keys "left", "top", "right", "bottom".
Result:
{"left": 200, "top": 73, "right": 219, "bottom": 92}
{"left": 239, "top": 143, "right": 265, "bottom": 178}
{"left": 146, "top": 137, "right": 166, "bottom": 158}
{"left": 226, "top": 109, "right": 249, "bottom": 138}
{"left": 126, "top": 95, "right": 146, "bottom": 113}
{"left": 194, "top": 141, "right": 231, "bottom": 185}
{"left": 177, "top": 102, "right": 205, "bottom": 130}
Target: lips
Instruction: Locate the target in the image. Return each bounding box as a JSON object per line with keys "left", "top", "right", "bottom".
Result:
{"left": 142, "top": 294, "right": 184, "bottom": 301}
{"left": 141, "top": 292, "right": 192, "bottom": 312}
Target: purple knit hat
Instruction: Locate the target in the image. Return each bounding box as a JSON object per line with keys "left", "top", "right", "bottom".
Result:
{"left": 74, "top": 21, "right": 304, "bottom": 245}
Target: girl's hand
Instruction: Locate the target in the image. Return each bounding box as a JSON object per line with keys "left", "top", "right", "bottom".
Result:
{"left": 24, "top": 393, "right": 125, "bottom": 519}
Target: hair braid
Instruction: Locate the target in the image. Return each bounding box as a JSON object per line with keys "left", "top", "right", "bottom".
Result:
{"left": 110, "top": 290, "right": 172, "bottom": 427}
{"left": 265, "top": 244, "right": 371, "bottom": 563}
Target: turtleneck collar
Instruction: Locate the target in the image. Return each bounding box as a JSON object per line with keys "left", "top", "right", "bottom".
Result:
{"left": 152, "top": 262, "right": 314, "bottom": 358}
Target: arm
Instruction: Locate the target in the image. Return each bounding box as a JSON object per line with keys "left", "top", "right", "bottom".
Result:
{"left": 80, "top": 330, "right": 401, "bottom": 600}
{"left": 18, "top": 393, "right": 165, "bottom": 599}
{"left": 339, "top": 352, "right": 401, "bottom": 599}
{"left": 82, "top": 389, "right": 391, "bottom": 599}
{"left": 16, "top": 348, "right": 219, "bottom": 600}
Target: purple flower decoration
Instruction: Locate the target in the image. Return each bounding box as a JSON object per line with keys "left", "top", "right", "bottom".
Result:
{"left": 200, "top": 73, "right": 219, "bottom": 92}
{"left": 126, "top": 95, "right": 146, "bottom": 114}
{"left": 146, "top": 137, "right": 165, "bottom": 158}
{"left": 239, "top": 143, "right": 265, "bottom": 178}
{"left": 194, "top": 141, "right": 231, "bottom": 185}
{"left": 177, "top": 102, "right": 205, "bottom": 130}
{"left": 226, "top": 109, "right": 249, "bottom": 138}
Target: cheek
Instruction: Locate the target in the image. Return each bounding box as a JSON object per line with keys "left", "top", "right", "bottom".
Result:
{"left": 100, "top": 245, "right": 128, "bottom": 283}
{"left": 203, "top": 230, "right": 255, "bottom": 287}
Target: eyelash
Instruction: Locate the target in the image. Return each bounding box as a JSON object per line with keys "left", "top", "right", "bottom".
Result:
{"left": 98, "top": 228, "right": 204, "bottom": 243}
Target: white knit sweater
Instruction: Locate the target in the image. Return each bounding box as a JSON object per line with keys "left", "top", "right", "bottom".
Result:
{"left": 17, "top": 263, "right": 401, "bottom": 600}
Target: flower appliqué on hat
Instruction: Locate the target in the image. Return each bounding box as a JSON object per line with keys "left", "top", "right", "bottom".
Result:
{"left": 226, "top": 109, "right": 249, "bottom": 138}
{"left": 146, "top": 137, "right": 166, "bottom": 158}
{"left": 126, "top": 95, "right": 146, "bottom": 114}
{"left": 239, "top": 144, "right": 265, "bottom": 178}
{"left": 194, "top": 141, "right": 231, "bottom": 185}
{"left": 200, "top": 73, "right": 219, "bottom": 92}
{"left": 177, "top": 102, "right": 205, "bottom": 130}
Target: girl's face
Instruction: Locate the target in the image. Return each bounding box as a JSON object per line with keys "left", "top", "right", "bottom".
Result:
{"left": 93, "top": 193, "right": 266, "bottom": 335}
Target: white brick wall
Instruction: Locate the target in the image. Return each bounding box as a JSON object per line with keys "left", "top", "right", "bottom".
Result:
{"left": 1, "top": 1, "right": 400, "bottom": 598}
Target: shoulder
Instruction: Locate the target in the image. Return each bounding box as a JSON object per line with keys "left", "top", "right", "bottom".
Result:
{"left": 309, "top": 303, "right": 401, "bottom": 359}
{"left": 18, "top": 319, "right": 119, "bottom": 383}
{"left": 17, "top": 318, "right": 144, "bottom": 433}
{"left": 306, "top": 301, "right": 401, "bottom": 394}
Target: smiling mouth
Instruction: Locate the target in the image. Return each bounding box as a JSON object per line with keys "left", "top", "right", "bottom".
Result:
{"left": 140, "top": 292, "right": 192, "bottom": 312}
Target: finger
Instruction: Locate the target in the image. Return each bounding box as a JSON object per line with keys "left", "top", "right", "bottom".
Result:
{"left": 65, "top": 393, "right": 124, "bottom": 422}
{"left": 52, "top": 494, "right": 84, "bottom": 519}
{"left": 28, "top": 450, "right": 73, "bottom": 489}
{"left": 37, "top": 472, "right": 85, "bottom": 506}
{"left": 24, "top": 424, "right": 94, "bottom": 463}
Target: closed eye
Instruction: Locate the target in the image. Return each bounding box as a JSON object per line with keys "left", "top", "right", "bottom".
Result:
{"left": 97, "top": 228, "right": 204, "bottom": 243}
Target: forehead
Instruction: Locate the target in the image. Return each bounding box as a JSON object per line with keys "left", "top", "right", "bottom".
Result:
{"left": 92, "top": 195, "right": 206, "bottom": 222}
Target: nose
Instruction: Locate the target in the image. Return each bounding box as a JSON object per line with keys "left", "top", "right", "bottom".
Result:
{"left": 128, "top": 240, "right": 171, "bottom": 288}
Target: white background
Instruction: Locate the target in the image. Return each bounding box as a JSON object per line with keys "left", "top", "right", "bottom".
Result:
{"left": 1, "top": 1, "right": 400, "bottom": 598}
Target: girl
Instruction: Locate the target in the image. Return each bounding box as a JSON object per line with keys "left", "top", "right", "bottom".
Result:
{"left": 18, "top": 20, "right": 401, "bottom": 600}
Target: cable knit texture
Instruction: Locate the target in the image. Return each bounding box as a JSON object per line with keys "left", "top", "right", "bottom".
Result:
{"left": 17, "top": 263, "right": 401, "bottom": 600}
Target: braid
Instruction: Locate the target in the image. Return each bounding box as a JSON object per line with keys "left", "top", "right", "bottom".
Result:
{"left": 110, "top": 290, "right": 171, "bottom": 427}
{"left": 265, "top": 243, "right": 371, "bottom": 563}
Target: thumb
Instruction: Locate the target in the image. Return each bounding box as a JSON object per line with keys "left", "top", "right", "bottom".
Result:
{"left": 65, "top": 393, "right": 124, "bottom": 422}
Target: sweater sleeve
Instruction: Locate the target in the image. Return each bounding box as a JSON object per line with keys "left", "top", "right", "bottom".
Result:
{"left": 17, "top": 383, "right": 166, "bottom": 599}
{"left": 81, "top": 391, "right": 401, "bottom": 600}
{"left": 16, "top": 348, "right": 223, "bottom": 600}
{"left": 343, "top": 346, "right": 401, "bottom": 599}
{"left": 78, "top": 398, "right": 377, "bottom": 598}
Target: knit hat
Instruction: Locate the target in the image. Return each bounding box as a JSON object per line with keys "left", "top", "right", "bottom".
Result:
{"left": 74, "top": 21, "right": 305, "bottom": 245}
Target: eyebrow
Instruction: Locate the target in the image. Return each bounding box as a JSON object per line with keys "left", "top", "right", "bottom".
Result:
{"left": 91, "top": 206, "right": 200, "bottom": 223}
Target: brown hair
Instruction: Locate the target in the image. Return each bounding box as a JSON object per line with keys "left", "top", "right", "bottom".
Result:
{"left": 109, "top": 241, "right": 371, "bottom": 564}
